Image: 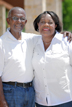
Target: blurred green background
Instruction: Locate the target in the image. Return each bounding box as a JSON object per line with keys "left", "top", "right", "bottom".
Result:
{"left": 62, "top": 0, "right": 72, "bottom": 32}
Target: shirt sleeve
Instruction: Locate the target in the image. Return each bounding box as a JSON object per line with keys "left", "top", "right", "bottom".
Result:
{"left": 0, "top": 39, "right": 4, "bottom": 76}
{"left": 61, "top": 35, "right": 72, "bottom": 66}
{"left": 69, "top": 42, "right": 72, "bottom": 66}
{"left": 31, "top": 34, "right": 41, "bottom": 47}
{"left": 24, "top": 33, "right": 41, "bottom": 48}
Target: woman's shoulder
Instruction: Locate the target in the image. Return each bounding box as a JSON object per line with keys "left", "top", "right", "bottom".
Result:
{"left": 54, "top": 32, "right": 63, "bottom": 41}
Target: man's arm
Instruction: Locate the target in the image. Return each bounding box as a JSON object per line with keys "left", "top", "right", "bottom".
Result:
{"left": 0, "top": 77, "right": 9, "bottom": 107}
{"left": 0, "top": 39, "right": 8, "bottom": 107}
{"left": 61, "top": 31, "right": 72, "bottom": 42}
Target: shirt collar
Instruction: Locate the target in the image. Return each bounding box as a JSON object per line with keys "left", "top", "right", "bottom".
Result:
{"left": 7, "top": 28, "right": 23, "bottom": 42}
{"left": 37, "top": 31, "right": 63, "bottom": 45}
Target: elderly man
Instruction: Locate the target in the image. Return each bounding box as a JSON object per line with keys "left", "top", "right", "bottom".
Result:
{"left": 0, "top": 7, "right": 39, "bottom": 107}
{"left": 0, "top": 7, "right": 72, "bottom": 107}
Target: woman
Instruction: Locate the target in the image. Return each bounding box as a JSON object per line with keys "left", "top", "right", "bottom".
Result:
{"left": 32, "top": 11, "right": 72, "bottom": 107}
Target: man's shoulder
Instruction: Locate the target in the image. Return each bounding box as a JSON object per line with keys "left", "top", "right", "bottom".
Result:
{"left": 0, "top": 32, "right": 8, "bottom": 40}
{"left": 0, "top": 32, "right": 7, "bottom": 46}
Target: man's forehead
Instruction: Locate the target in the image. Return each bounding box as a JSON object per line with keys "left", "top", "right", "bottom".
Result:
{"left": 8, "top": 7, "right": 26, "bottom": 18}
{"left": 11, "top": 9, "right": 25, "bottom": 16}
{"left": 12, "top": 9, "right": 24, "bottom": 13}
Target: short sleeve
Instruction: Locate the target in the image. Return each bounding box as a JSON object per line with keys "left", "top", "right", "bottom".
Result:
{"left": 69, "top": 42, "right": 72, "bottom": 66}
{"left": 0, "top": 39, "right": 4, "bottom": 76}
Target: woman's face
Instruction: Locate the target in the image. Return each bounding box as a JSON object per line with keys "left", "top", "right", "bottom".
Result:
{"left": 37, "top": 14, "right": 57, "bottom": 38}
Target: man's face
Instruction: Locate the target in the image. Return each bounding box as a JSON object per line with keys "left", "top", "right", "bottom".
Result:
{"left": 7, "top": 9, "right": 27, "bottom": 34}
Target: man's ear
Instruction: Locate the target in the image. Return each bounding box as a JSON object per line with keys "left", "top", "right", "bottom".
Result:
{"left": 25, "top": 20, "right": 27, "bottom": 24}
{"left": 6, "top": 18, "right": 10, "bottom": 25}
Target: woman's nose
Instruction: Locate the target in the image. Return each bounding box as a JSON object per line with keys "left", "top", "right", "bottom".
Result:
{"left": 45, "top": 22, "right": 49, "bottom": 26}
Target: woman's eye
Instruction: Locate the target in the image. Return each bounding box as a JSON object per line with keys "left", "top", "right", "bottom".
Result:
{"left": 41, "top": 21, "right": 45, "bottom": 24}
{"left": 40, "top": 21, "right": 53, "bottom": 24}
{"left": 48, "top": 22, "right": 53, "bottom": 24}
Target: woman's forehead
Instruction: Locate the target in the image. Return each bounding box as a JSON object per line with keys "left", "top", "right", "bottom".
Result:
{"left": 40, "top": 14, "right": 52, "bottom": 20}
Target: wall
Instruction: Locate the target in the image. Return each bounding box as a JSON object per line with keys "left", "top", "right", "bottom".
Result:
{"left": 25, "top": 0, "right": 62, "bottom": 34}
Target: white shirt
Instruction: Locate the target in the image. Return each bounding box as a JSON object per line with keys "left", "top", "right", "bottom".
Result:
{"left": 32, "top": 32, "right": 72, "bottom": 106}
{"left": 0, "top": 28, "right": 39, "bottom": 83}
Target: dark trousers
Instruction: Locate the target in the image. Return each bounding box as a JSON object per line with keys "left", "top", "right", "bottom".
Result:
{"left": 36, "top": 101, "right": 72, "bottom": 107}
{"left": 3, "top": 83, "right": 35, "bottom": 107}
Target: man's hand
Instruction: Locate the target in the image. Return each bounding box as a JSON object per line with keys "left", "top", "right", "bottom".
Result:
{"left": 0, "top": 100, "right": 9, "bottom": 107}
{"left": 61, "top": 31, "right": 72, "bottom": 43}
{"left": 0, "top": 77, "right": 9, "bottom": 107}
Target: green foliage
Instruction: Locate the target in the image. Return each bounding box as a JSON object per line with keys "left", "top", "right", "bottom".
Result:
{"left": 62, "top": 0, "right": 72, "bottom": 32}
{"left": 6, "top": 9, "right": 9, "bottom": 29}
{"left": 22, "top": 28, "right": 25, "bottom": 32}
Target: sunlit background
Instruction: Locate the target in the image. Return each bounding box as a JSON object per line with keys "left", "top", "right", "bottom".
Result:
{"left": 0, "top": 0, "right": 72, "bottom": 36}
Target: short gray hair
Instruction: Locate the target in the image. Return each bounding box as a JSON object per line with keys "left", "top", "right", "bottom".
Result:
{"left": 8, "top": 7, "right": 26, "bottom": 18}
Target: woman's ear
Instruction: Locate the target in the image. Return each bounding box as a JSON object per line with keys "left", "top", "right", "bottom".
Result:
{"left": 55, "top": 24, "right": 57, "bottom": 28}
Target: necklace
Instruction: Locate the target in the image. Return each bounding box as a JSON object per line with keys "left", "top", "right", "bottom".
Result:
{"left": 44, "top": 41, "right": 51, "bottom": 45}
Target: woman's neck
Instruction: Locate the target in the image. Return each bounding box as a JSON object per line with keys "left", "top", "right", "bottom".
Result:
{"left": 42, "top": 35, "right": 53, "bottom": 51}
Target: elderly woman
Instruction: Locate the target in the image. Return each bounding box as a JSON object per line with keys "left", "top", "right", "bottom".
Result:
{"left": 32, "top": 11, "right": 72, "bottom": 107}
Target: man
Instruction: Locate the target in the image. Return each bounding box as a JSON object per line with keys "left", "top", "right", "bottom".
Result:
{"left": 0, "top": 7, "right": 72, "bottom": 107}
{"left": 0, "top": 7, "right": 39, "bottom": 107}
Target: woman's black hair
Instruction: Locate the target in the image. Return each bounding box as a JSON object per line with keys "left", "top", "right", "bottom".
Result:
{"left": 33, "top": 11, "right": 62, "bottom": 32}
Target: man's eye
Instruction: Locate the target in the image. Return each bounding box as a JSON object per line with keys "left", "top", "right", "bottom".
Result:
{"left": 20, "top": 18, "right": 25, "bottom": 21}
{"left": 13, "top": 17, "right": 18, "bottom": 20}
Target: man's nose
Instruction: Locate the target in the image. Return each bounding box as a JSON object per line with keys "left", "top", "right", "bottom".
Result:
{"left": 17, "top": 18, "right": 21, "bottom": 22}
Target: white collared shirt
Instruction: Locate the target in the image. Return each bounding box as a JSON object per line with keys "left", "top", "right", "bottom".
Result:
{"left": 0, "top": 28, "right": 39, "bottom": 83}
{"left": 32, "top": 32, "right": 72, "bottom": 106}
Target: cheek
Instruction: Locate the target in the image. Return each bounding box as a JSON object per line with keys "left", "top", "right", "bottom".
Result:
{"left": 22, "top": 22, "right": 26, "bottom": 27}
{"left": 38, "top": 25, "right": 43, "bottom": 31}
{"left": 51, "top": 25, "right": 56, "bottom": 30}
